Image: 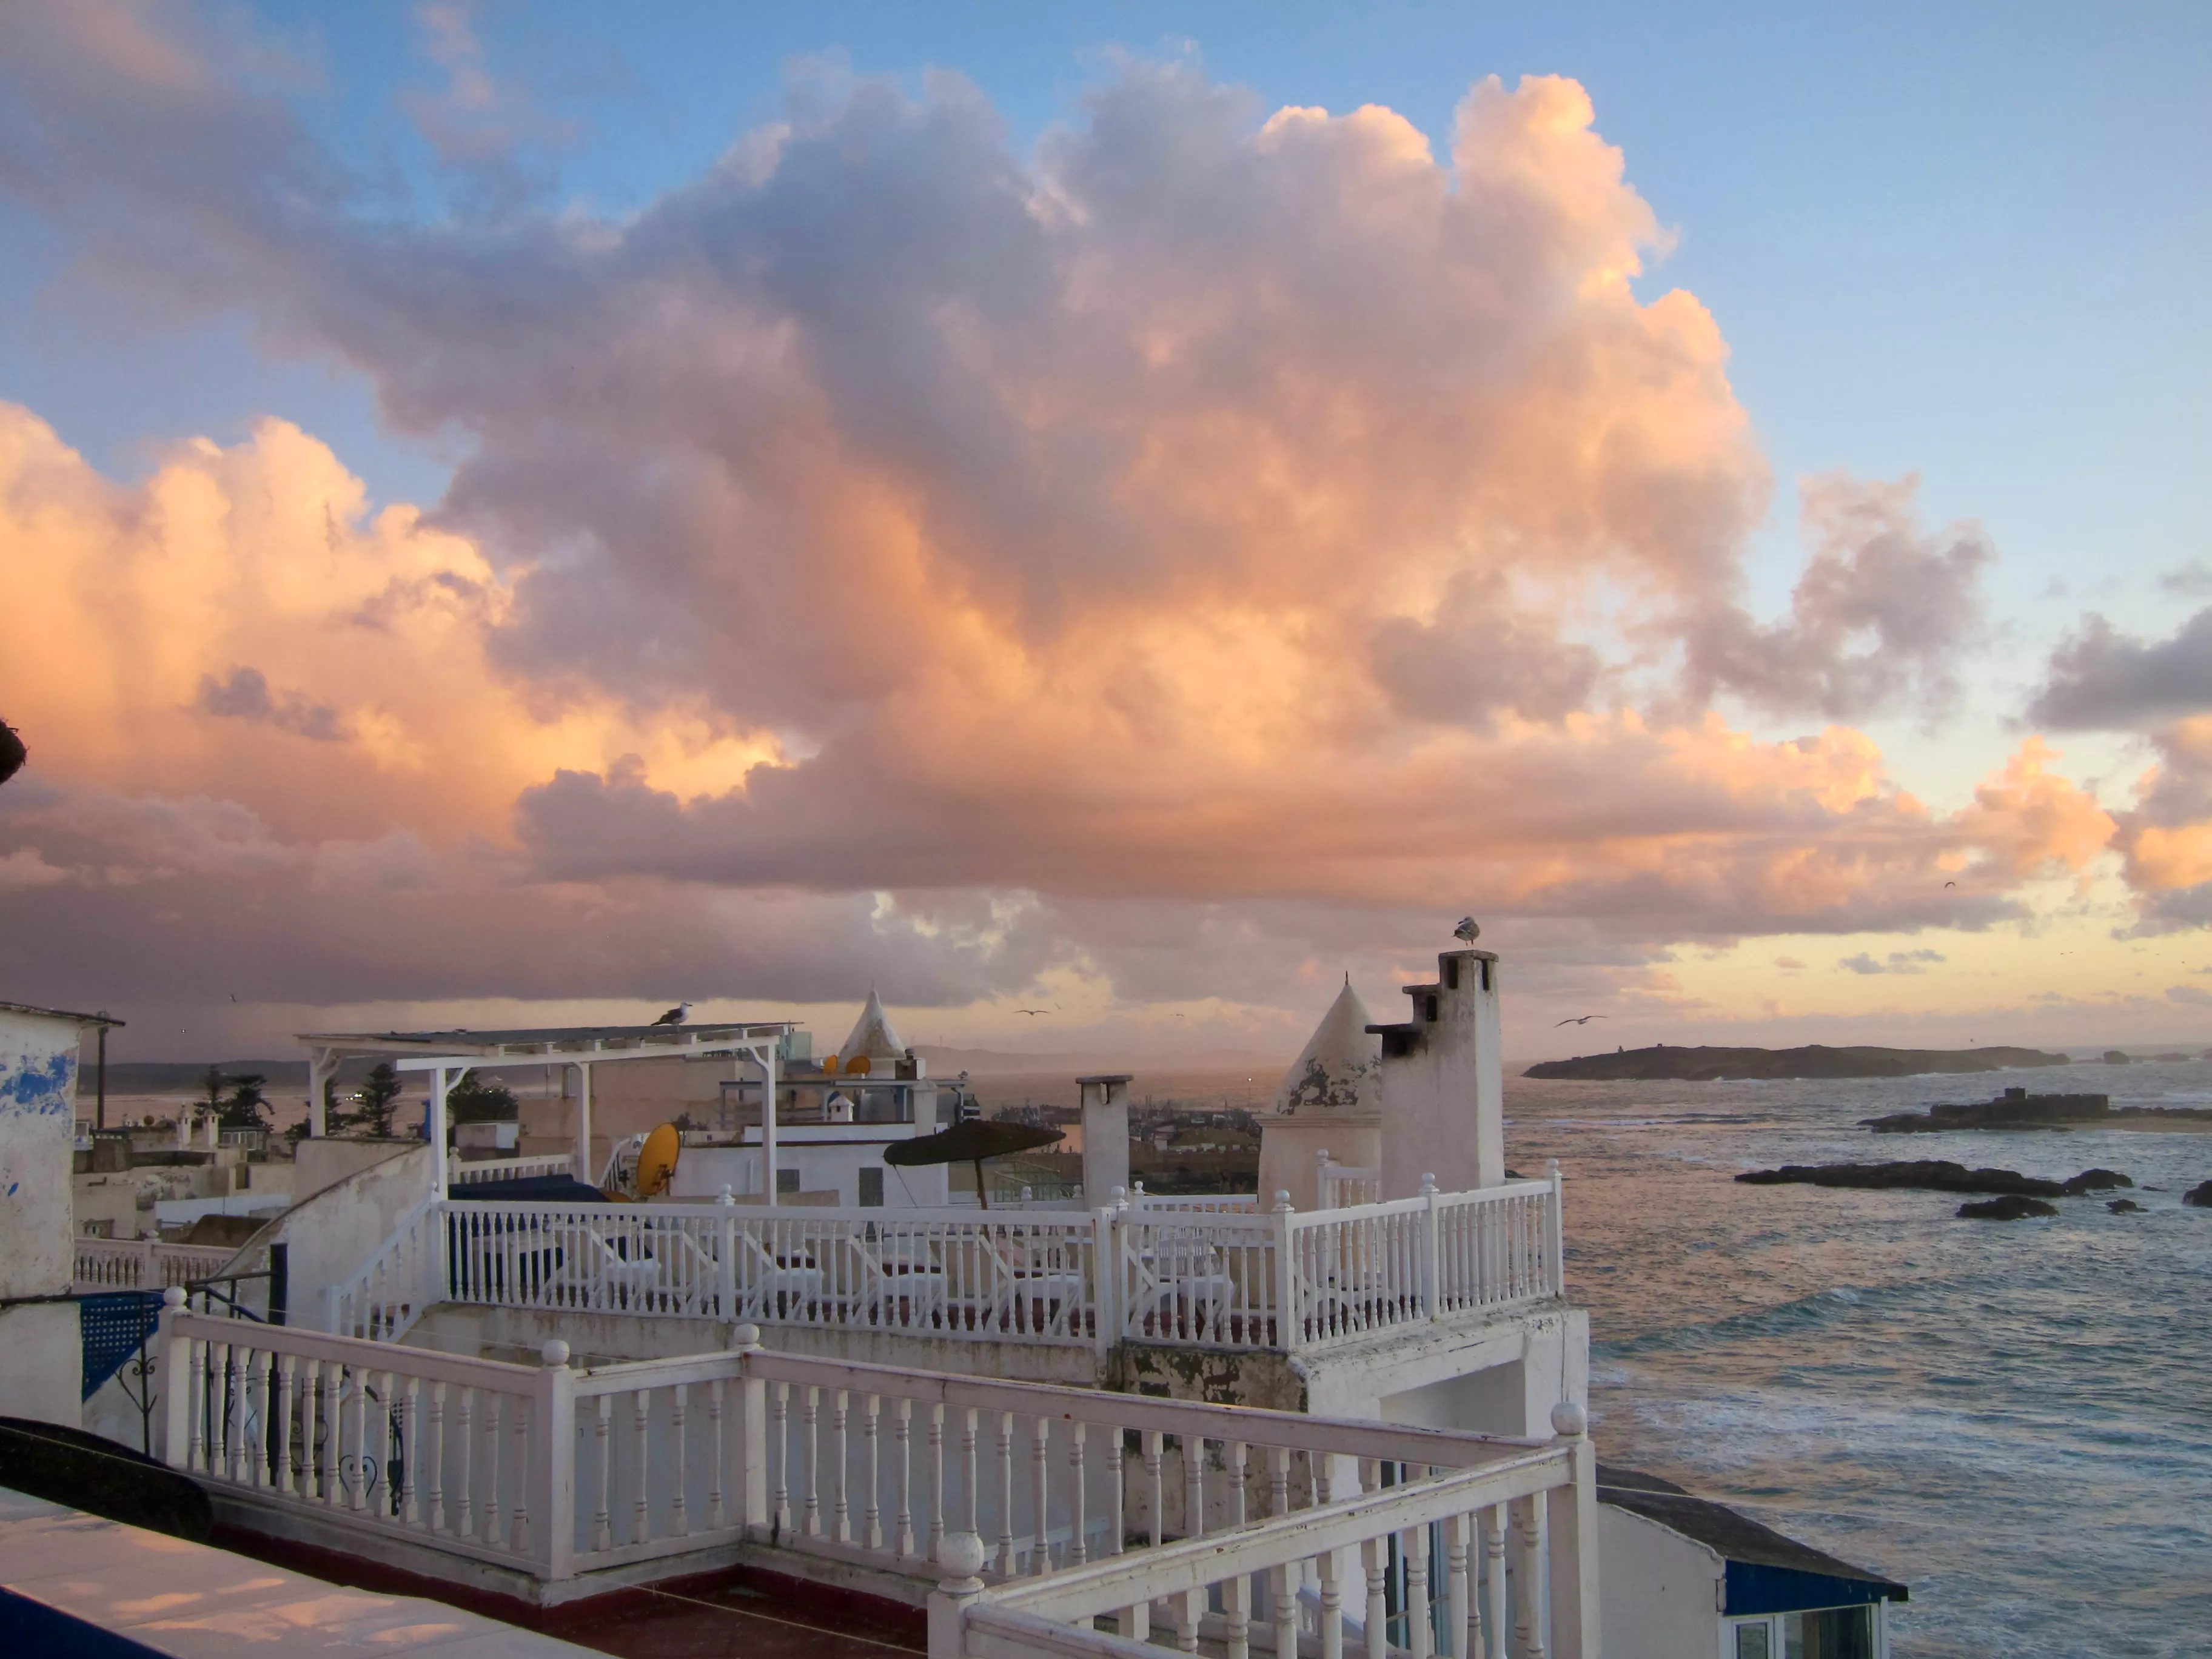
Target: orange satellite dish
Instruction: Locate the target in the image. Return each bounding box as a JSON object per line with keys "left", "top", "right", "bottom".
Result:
{"left": 847, "top": 1054, "right": 872, "bottom": 1078}
{"left": 635, "top": 1122, "right": 682, "bottom": 1199}
{"left": 822, "top": 1054, "right": 840, "bottom": 1075}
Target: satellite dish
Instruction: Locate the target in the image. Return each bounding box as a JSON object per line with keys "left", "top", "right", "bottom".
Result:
{"left": 635, "top": 1122, "right": 682, "bottom": 1199}
{"left": 822, "top": 1054, "right": 840, "bottom": 1075}
{"left": 847, "top": 1054, "right": 873, "bottom": 1078}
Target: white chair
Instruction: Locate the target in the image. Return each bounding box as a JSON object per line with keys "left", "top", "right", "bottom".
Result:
{"left": 736, "top": 1232, "right": 825, "bottom": 1320}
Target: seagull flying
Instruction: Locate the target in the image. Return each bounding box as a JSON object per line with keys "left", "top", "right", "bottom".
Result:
{"left": 1944, "top": 880, "right": 1957, "bottom": 888}
{"left": 1453, "top": 917, "right": 1481, "bottom": 943}
{"left": 1016, "top": 1008, "right": 1048, "bottom": 1016}
{"left": 651, "top": 1000, "right": 692, "bottom": 1027}
{"left": 1555, "top": 1014, "right": 1606, "bottom": 1027}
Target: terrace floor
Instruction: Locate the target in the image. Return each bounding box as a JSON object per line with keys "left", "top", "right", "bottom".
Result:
{"left": 217, "top": 1529, "right": 929, "bottom": 1659}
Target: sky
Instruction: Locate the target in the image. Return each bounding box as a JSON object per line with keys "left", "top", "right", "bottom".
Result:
{"left": 2, "top": 1, "right": 2210, "bottom": 1067}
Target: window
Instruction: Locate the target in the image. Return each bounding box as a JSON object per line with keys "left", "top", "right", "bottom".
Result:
{"left": 1729, "top": 1607, "right": 1875, "bottom": 1659}
{"left": 777, "top": 1168, "right": 800, "bottom": 1194}
{"left": 858, "top": 1167, "right": 885, "bottom": 1207}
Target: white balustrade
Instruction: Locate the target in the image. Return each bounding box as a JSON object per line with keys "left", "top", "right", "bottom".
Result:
{"left": 74, "top": 1236, "right": 240, "bottom": 1292}
{"left": 449, "top": 1153, "right": 575, "bottom": 1185}
{"left": 947, "top": 1409, "right": 1598, "bottom": 1659}
{"left": 329, "top": 1196, "right": 444, "bottom": 1342}
{"left": 158, "top": 1301, "right": 1590, "bottom": 1644}
{"left": 328, "top": 1175, "right": 1565, "bottom": 1356}
{"left": 161, "top": 1302, "right": 567, "bottom": 1577}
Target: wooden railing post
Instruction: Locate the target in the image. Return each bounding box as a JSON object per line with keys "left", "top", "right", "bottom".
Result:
{"left": 1547, "top": 1161, "right": 1566, "bottom": 1298}
{"left": 717, "top": 1186, "right": 739, "bottom": 1321}
{"left": 1546, "top": 1402, "right": 1600, "bottom": 1658}
{"left": 1272, "top": 1193, "right": 1297, "bottom": 1350}
{"left": 928, "top": 1532, "right": 988, "bottom": 1659}
{"left": 534, "top": 1340, "right": 577, "bottom": 1580}
{"left": 157, "top": 1288, "right": 192, "bottom": 1466}
{"left": 1093, "top": 1205, "right": 1118, "bottom": 1351}
{"left": 731, "top": 1322, "right": 769, "bottom": 1532}
{"left": 1420, "top": 1173, "right": 1440, "bottom": 1322}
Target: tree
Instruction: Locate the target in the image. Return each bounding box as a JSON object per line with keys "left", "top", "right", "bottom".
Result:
{"left": 446, "top": 1070, "right": 518, "bottom": 1125}
{"left": 346, "top": 1063, "right": 407, "bottom": 1138}
{"left": 216, "top": 1073, "right": 270, "bottom": 1131}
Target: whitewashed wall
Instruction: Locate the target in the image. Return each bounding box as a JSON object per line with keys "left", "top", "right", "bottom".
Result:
{"left": 0, "top": 1005, "right": 89, "bottom": 1424}
{"left": 1598, "top": 1506, "right": 1723, "bottom": 1659}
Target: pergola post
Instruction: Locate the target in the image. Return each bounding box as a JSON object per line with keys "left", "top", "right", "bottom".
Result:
{"left": 307, "top": 1047, "right": 338, "bottom": 1138}
{"left": 762, "top": 1039, "right": 779, "bottom": 1207}
{"left": 429, "top": 1065, "right": 454, "bottom": 1198}
{"left": 574, "top": 1061, "right": 594, "bottom": 1185}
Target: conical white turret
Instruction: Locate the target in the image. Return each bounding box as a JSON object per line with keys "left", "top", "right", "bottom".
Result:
{"left": 838, "top": 989, "right": 908, "bottom": 1064}
{"left": 1272, "top": 974, "right": 1381, "bottom": 1117}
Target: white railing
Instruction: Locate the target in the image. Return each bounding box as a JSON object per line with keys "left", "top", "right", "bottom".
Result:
{"left": 75, "top": 1236, "right": 241, "bottom": 1292}
{"left": 431, "top": 1200, "right": 1113, "bottom": 1347}
{"left": 162, "top": 1303, "right": 569, "bottom": 1577}
{"left": 1124, "top": 1185, "right": 1262, "bottom": 1215}
{"left": 942, "top": 1413, "right": 1597, "bottom": 1659}
{"left": 1317, "top": 1152, "right": 1382, "bottom": 1210}
{"left": 449, "top": 1153, "right": 575, "bottom": 1185}
{"left": 160, "top": 1300, "right": 1591, "bottom": 1646}
{"left": 329, "top": 1196, "right": 443, "bottom": 1342}
{"left": 327, "top": 1173, "right": 1564, "bottom": 1355}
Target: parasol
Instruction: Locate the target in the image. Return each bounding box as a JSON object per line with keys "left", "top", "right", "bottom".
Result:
{"left": 883, "top": 1119, "right": 1064, "bottom": 1210}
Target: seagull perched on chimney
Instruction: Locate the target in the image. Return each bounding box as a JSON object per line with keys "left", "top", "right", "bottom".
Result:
{"left": 651, "top": 1000, "right": 692, "bottom": 1027}
{"left": 1453, "top": 917, "right": 1481, "bottom": 943}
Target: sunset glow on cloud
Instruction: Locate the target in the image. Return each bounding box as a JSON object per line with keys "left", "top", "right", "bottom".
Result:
{"left": 1, "top": 4, "right": 2208, "bottom": 1057}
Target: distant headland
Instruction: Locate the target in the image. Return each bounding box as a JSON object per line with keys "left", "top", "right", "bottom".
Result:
{"left": 1523, "top": 1043, "right": 2071, "bottom": 1082}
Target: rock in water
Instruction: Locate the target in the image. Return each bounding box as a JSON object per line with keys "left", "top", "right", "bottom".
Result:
{"left": 2060, "top": 1168, "right": 2133, "bottom": 1195}
{"left": 2107, "top": 1199, "right": 2143, "bottom": 1214}
{"left": 1737, "top": 1161, "right": 2066, "bottom": 1197}
{"left": 2185, "top": 1180, "right": 2212, "bottom": 1208}
{"left": 1959, "top": 1195, "right": 2059, "bottom": 1220}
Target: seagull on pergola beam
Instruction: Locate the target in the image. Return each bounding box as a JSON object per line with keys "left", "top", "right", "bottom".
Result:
{"left": 651, "top": 1001, "right": 691, "bottom": 1027}
{"left": 1555, "top": 1014, "right": 1606, "bottom": 1027}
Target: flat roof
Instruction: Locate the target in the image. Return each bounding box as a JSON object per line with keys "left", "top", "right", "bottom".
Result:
{"left": 1597, "top": 1466, "right": 1906, "bottom": 1604}
{"left": 0, "top": 1000, "right": 123, "bottom": 1028}
{"left": 297, "top": 1022, "right": 796, "bottom": 1062}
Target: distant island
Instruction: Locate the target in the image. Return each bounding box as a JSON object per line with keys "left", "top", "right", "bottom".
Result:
{"left": 1523, "top": 1044, "right": 2071, "bottom": 1082}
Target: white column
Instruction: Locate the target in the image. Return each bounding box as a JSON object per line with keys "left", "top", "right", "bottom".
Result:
{"left": 575, "top": 1062, "right": 594, "bottom": 1185}
{"left": 429, "top": 1066, "right": 453, "bottom": 1199}
{"left": 762, "top": 1038, "right": 780, "bottom": 1207}
{"left": 308, "top": 1047, "right": 337, "bottom": 1138}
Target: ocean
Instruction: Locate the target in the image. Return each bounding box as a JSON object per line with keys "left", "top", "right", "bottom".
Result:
{"left": 1504, "top": 1061, "right": 2212, "bottom": 1657}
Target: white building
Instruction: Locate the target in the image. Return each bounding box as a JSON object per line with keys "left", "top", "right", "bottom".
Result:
{"left": 25, "top": 959, "right": 1906, "bottom": 1658}
{"left": 1, "top": 1000, "right": 121, "bottom": 1427}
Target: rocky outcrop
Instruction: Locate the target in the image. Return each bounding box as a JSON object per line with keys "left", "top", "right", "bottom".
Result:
{"left": 2060, "top": 1168, "right": 2131, "bottom": 1194}
{"left": 1529, "top": 1044, "right": 2070, "bottom": 1082}
{"left": 2108, "top": 1199, "right": 2143, "bottom": 1213}
{"left": 1737, "top": 1161, "right": 2067, "bottom": 1197}
{"left": 1959, "top": 1195, "right": 2059, "bottom": 1220}
{"left": 2185, "top": 1180, "right": 2212, "bottom": 1208}
{"left": 1863, "top": 1091, "right": 2110, "bottom": 1133}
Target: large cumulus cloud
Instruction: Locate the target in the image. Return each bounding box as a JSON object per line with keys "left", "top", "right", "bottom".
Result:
{"left": 0, "top": 6, "right": 2128, "bottom": 1044}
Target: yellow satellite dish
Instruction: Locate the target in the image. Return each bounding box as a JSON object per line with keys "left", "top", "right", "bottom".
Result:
{"left": 822, "top": 1054, "right": 840, "bottom": 1075}
{"left": 635, "top": 1122, "right": 682, "bottom": 1200}
{"left": 847, "top": 1054, "right": 873, "bottom": 1078}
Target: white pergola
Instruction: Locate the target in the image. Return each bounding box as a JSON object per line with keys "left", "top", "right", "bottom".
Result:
{"left": 298, "top": 1022, "right": 796, "bottom": 1201}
